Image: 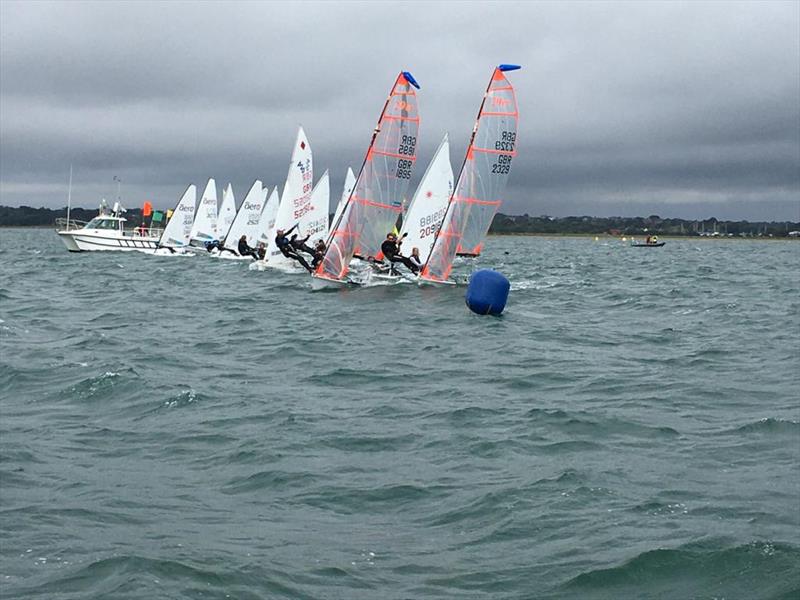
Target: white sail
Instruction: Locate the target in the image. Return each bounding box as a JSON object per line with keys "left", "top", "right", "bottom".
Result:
{"left": 399, "top": 134, "right": 454, "bottom": 265}
{"left": 265, "top": 126, "right": 313, "bottom": 268}
{"left": 328, "top": 167, "right": 355, "bottom": 238}
{"left": 218, "top": 183, "right": 237, "bottom": 241}
{"left": 306, "top": 169, "right": 330, "bottom": 246}
{"left": 159, "top": 184, "right": 197, "bottom": 248}
{"left": 257, "top": 186, "right": 279, "bottom": 247}
{"left": 224, "top": 180, "right": 264, "bottom": 251}
{"left": 189, "top": 178, "right": 218, "bottom": 244}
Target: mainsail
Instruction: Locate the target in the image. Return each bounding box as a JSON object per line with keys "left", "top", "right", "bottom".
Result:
{"left": 218, "top": 183, "right": 237, "bottom": 241}
{"left": 265, "top": 126, "right": 313, "bottom": 268}
{"left": 159, "top": 184, "right": 197, "bottom": 248}
{"left": 315, "top": 71, "right": 421, "bottom": 282}
{"left": 224, "top": 180, "right": 264, "bottom": 251}
{"left": 257, "top": 186, "right": 279, "bottom": 248}
{"left": 189, "top": 178, "right": 218, "bottom": 244}
{"left": 306, "top": 169, "right": 330, "bottom": 245}
{"left": 328, "top": 167, "right": 355, "bottom": 238}
{"left": 398, "top": 133, "right": 453, "bottom": 265}
{"left": 421, "top": 65, "right": 520, "bottom": 282}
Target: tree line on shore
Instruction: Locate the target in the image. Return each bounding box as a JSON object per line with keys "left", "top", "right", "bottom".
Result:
{"left": 1, "top": 205, "right": 798, "bottom": 238}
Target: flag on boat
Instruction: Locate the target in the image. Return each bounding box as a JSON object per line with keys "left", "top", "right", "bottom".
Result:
{"left": 151, "top": 210, "right": 164, "bottom": 223}
{"left": 142, "top": 201, "right": 153, "bottom": 217}
{"left": 166, "top": 209, "right": 174, "bottom": 220}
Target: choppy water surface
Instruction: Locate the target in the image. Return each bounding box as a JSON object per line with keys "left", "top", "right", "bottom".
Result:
{"left": 1, "top": 229, "right": 798, "bottom": 599}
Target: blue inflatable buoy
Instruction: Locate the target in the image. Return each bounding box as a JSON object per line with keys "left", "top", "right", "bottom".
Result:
{"left": 465, "top": 269, "right": 510, "bottom": 315}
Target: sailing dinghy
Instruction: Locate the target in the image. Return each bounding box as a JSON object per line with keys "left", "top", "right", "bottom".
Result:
{"left": 189, "top": 178, "right": 219, "bottom": 247}
{"left": 217, "top": 183, "right": 237, "bottom": 242}
{"left": 248, "top": 186, "right": 280, "bottom": 271}
{"left": 152, "top": 184, "right": 198, "bottom": 256}
{"left": 214, "top": 180, "right": 266, "bottom": 260}
{"left": 260, "top": 127, "right": 326, "bottom": 273}
{"left": 397, "top": 133, "right": 454, "bottom": 268}
{"left": 419, "top": 64, "right": 520, "bottom": 286}
{"left": 312, "top": 71, "right": 421, "bottom": 290}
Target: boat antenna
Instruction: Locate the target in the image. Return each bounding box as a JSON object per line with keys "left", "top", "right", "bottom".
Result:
{"left": 66, "top": 164, "right": 73, "bottom": 230}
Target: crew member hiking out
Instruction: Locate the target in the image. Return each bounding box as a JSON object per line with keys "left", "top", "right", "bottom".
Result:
{"left": 234, "top": 235, "right": 258, "bottom": 259}
{"left": 275, "top": 224, "right": 313, "bottom": 272}
{"left": 380, "top": 232, "right": 419, "bottom": 274}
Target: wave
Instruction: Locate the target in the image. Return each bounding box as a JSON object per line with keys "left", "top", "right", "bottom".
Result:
{"left": 562, "top": 539, "right": 800, "bottom": 600}
{"left": 724, "top": 417, "right": 800, "bottom": 435}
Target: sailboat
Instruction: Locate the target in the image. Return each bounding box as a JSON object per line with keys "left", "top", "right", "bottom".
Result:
{"left": 248, "top": 186, "right": 280, "bottom": 271}
{"left": 189, "top": 178, "right": 218, "bottom": 247}
{"left": 260, "top": 127, "right": 326, "bottom": 273}
{"left": 217, "top": 183, "right": 237, "bottom": 242}
{"left": 151, "top": 184, "right": 198, "bottom": 255}
{"left": 328, "top": 167, "right": 356, "bottom": 238}
{"left": 420, "top": 64, "right": 520, "bottom": 286}
{"left": 312, "top": 71, "right": 421, "bottom": 290}
{"left": 215, "top": 180, "right": 266, "bottom": 259}
{"left": 397, "top": 133, "right": 454, "bottom": 267}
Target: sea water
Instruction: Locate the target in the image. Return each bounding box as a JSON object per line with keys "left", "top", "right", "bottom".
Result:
{"left": 1, "top": 229, "right": 798, "bottom": 599}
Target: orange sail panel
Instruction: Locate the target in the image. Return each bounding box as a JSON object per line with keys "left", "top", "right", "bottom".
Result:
{"left": 421, "top": 67, "right": 519, "bottom": 281}
{"left": 316, "top": 72, "right": 420, "bottom": 282}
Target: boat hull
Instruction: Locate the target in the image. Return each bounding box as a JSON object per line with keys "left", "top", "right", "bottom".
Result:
{"left": 418, "top": 277, "right": 457, "bottom": 287}
{"left": 630, "top": 242, "right": 666, "bottom": 247}
{"left": 310, "top": 274, "right": 351, "bottom": 291}
{"left": 57, "top": 231, "right": 159, "bottom": 252}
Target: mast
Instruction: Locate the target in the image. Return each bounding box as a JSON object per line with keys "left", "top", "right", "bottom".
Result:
{"left": 66, "top": 164, "right": 73, "bottom": 230}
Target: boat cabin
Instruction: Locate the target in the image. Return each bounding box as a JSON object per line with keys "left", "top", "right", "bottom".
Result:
{"left": 84, "top": 216, "right": 126, "bottom": 231}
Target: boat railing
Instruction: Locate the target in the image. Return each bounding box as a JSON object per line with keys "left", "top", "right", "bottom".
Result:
{"left": 125, "top": 227, "right": 164, "bottom": 238}
{"left": 55, "top": 217, "right": 87, "bottom": 231}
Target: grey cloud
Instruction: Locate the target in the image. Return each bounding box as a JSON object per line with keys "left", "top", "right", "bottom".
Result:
{"left": 1, "top": 0, "right": 798, "bottom": 221}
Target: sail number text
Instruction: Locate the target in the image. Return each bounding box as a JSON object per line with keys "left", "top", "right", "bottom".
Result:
{"left": 491, "top": 154, "right": 512, "bottom": 175}
{"left": 495, "top": 131, "right": 516, "bottom": 152}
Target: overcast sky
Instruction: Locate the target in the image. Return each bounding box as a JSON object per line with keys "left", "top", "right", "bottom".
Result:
{"left": 1, "top": 0, "right": 798, "bottom": 220}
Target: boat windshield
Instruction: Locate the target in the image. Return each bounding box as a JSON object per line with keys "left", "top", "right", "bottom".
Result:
{"left": 86, "top": 218, "right": 120, "bottom": 230}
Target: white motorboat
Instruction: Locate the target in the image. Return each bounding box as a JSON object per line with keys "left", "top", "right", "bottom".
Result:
{"left": 56, "top": 202, "right": 162, "bottom": 252}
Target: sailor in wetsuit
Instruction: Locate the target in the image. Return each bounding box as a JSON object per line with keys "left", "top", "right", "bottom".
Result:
{"left": 275, "top": 224, "right": 313, "bottom": 272}
{"left": 312, "top": 239, "right": 326, "bottom": 268}
{"left": 290, "top": 233, "right": 317, "bottom": 258}
{"left": 380, "top": 232, "right": 419, "bottom": 274}
{"left": 237, "top": 235, "right": 259, "bottom": 259}
{"left": 409, "top": 247, "right": 423, "bottom": 271}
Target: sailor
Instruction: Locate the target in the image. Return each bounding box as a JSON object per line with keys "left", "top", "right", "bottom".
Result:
{"left": 409, "top": 247, "right": 423, "bottom": 270}
{"left": 256, "top": 241, "right": 266, "bottom": 260}
{"left": 290, "top": 233, "right": 317, "bottom": 257}
{"left": 204, "top": 240, "right": 222, "bottom": 253}
{"left": 312, "top": 239, "right": 326, "bottom": 268}
{"left": 275, "top": 225, "right": 313, "bottom": 272}
{"left": 380, "top": 232, "right": 419, "bottom": 274}
{"left": 237, "top": 235, "right": 259, "bottom": 259}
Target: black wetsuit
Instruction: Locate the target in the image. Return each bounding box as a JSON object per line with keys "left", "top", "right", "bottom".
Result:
{"left": 276, "top": 225, "right": 312, "bottom": 272}
{"left": 237, "top": 238, "right": 259, "bottom": 259}
{"left": 381, "top": 239, "right": 419, "bottom": 274}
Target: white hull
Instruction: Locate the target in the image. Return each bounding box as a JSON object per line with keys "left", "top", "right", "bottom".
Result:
{"left": 57, "top": 230, "right": 159, "bottom": 252}
{"left": 249, "top": 259, "right": 307, "bottom": 274}
{"left": 418, "top": 277, "right": 456, "bottom": 287}
{"left": 151, "top": 247, "right": 196, "bottom": 257}
{"left": 310, "top": 274, "right": 351, "bottom": 291}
